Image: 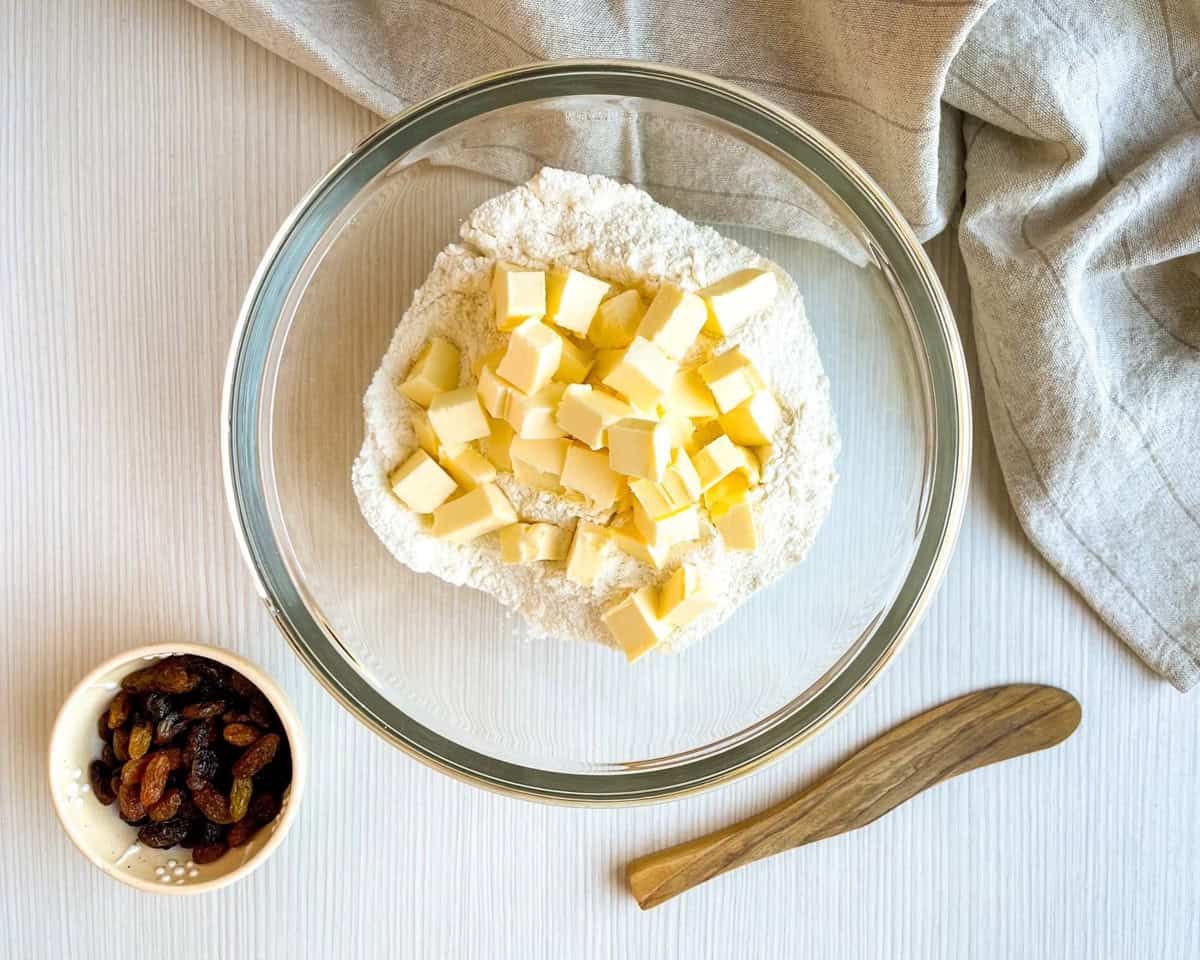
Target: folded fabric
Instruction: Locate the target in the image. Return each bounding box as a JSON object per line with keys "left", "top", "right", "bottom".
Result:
{"left": 191, "top": 0, "right": 1200, "bottom": 689}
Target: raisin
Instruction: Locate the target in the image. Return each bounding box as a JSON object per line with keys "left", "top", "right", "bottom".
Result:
{"left": 117, "top": 782, "right": 146, "bottom": 823}
{"left": 155, "top": 664, "right": 198, "bottom": 694}
{"left": 247, "top": 696, "right": 278, "bottom": 730}
{"left": 249, "top": 792, "right": 279, "bottom": 823}
{"left": 89, "top": 761, "right": 117, "bottom": 805}
{"left": 187, "top": 749, "right": 219, "bottom": 791}
{"left": 182, "top": 700, "right": 226, "bottom": 720}
{"left": 121, "top": 755, "right": 150, "bottom": 785}
{"left": 137, "top": 818, "right": 190, "bottom": 849}
{"left": 183, "top": 718, "right": 216, "bottom": 764}
{"left": 192, "top": 784, "right": 233, "bottom": 824}
{"left": 106, "top": 691, "right": 132, "bottom": 730}
{"left": 229, "top": 777, "right": 253, "bottom": 822}
{"left": 191, "top": 841, "right": 228, "bottom": 864}
{"left": 228, "top": 671, "right": 257, "bottom": 698}
{"left": 109, "top": 771, "right": 123, "bottom": 797}
{"left": 147, "top": 787, "right": 184, "bottom": 822}
{"left": 232, "top": 733, "right": 280, "bottom": 778}
{"left": 185, "top": 818, "right": 225, "bottom": 848}
{"left": 181, "top": 655, "right": 229, "bottom": 684}
{"left": 142, "top": 691, "right": 172, "bottom": 721}
{"left": 221, "top": 710, "right": 252, "bottom": 724}
{"left": 120, "top": 664, "right": 164, "bottom": 693}
{"left": 100, "top": 741, "right": 117, "bottom": 767}
{"left": 222, "top": 723, "right": 261, "bottom": 748}
{"left": 225, "top": 818, "right": 256, "bottom": 848}
{"left": 112, "top": 727, "right": 130, "bottom": 762}
{"left": 139, "top": 752, "right": 171, "bottom": 808}
{"left": 160, "top": 747, "right": 185, "bottom": 770}
{"left": 97, "top": 710, "right": 111, "bottom": 740}
{"left": 155, "top": 712, "right": 187, "bottom": 744}
{"left": 127, "top": 721, "right": 153, "bottom": 760}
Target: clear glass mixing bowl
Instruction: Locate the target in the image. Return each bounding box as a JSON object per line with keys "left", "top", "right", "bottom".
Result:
{"left": 223, "top": 61, "right": 971, "bottom": 804}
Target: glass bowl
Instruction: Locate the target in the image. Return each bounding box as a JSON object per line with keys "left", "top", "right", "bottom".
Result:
{"left": 223, "top": 61, "right": 970, "bottom": 804}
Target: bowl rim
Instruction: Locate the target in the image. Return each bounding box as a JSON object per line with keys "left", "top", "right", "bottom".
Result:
{"left": 222, "top": 58, "right": 971, "bottom": 805}
{"left": 47, "top": 642, "right": 306, "bottom": 894}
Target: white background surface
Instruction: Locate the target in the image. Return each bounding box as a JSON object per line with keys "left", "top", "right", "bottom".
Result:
{"left": 2, "top": 2, "right": 1197, "bottom": 957}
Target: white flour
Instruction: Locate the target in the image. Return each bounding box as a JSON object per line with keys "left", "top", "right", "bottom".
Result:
{"left": 351, "top": 168, "right": 840, "bottom": 653}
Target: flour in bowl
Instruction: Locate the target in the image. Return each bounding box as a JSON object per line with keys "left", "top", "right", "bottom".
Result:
{"left": 352, "top": 168, "right": 839, "bottom": 656}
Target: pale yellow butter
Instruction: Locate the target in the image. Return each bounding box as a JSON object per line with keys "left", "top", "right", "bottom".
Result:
{"left": 607, "top": 418, "right": 670, "bottom": 481}
{"left": 509, "top": 437, "right": 570, "bottom": 477}
{"left": 507, "top": 382, "right": 566, "bottom": 439}
{"left": 630, "top": 478, "right": 700, "bottom": 548}
{"left": 497, "top": 318, "right": 562, "bottom": 395}
{"left": 481, "top": 417, "right": 514, "bottom": 471}
{"left": 662, "top": 448, "right": 702, "bottom": 504}
{"left": 545, "top": 268, "right": 609, "bottom": 336}
{"left": 555, "top": 334, "right": 595, "bottom": 384}
{"left": 601, "top": 585, "right": 671, "bottom": 663}
{"left": 686, "top": 419, "right": 725, "bottom": 455}
{"left": 388, "top": 449, "right": 458, "bottom": 514}
{"left": 602, "top": 337, "right": 676, "bottom": 410}
{"left": 587, "top": 348, "right": 625, "bottom": 385}
{"left": 411, "top": 409, "right": 440, "bottom": 457}
{"left": 714, "top": 500, "right": 757, "bottom": 550}
{"left": 427, "top": 385, "right": 491, "bottom": 446}
{"left": 719, "top": 390, "right": 781, "bottom": 446}
{"left": 555, "top": 384, "right": 629, "bottom": 449}
{"left": 492, "top": 262, "right": 546, "bottom": 331}
{"left": 698, "top": 347, "right": 765, "bottom": 414}
{"left": 659, "top": 565, "right": 717, "bottom": 628}
{"left": 610, "top": 521, "right": 672, "bottom": 570}
{"left": 499, "top": 522, "right": 572, "bottom": 564}
{"left": 691, "top": 434, "right": 743, "bottom": 491}
{"left": 437, "top": 444, "right": 497, "bottom": 491}
{"left": 399, "top": 336, "right": 460, "bottom": 408}
{"left": 698, "top": 268, "right": 778, "bottom": 337}
{"left": 430, "top": 483, "right": 517, "bottom": 543}
{"left": 662, "top": 411, "right": 696, "bottom": 451}
{"left": 477, "top": 363, "right": 514, "bottom": 420}
{"left": 560, "top": 443, "right": 624, "bottom": 509}
{"left": 636, "top": 282, "right": 707, "bottom": 359}
{"left": 565, "top": 522, "right": 611, "bottom": 586}
{"left": 668, "top": 367, "right": 718, "bottom": 419}
{"left": 588, "top": 289, "right": 645, "bottom": 348}
{"left": 702, "top": 471, "right": 751, "bottom": 513}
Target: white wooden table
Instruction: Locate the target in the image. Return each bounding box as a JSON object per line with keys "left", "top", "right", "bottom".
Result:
{"left": 2, "top": 2, "right": 1196, "bottom": 957}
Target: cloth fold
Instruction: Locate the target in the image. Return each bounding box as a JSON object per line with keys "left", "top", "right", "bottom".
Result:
{"left": 192, "top": 0, "right": 1200, "bottom": 689}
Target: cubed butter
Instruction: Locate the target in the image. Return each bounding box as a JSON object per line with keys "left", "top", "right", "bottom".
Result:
{"left": 545, "top": 268, "right": 609, "bottom": 336}
{"left": 430, "top": 483, "right": 517, "bottom": 543}
{"left": 509, "top": 437, "right": 570, "bottom": 477}
{"left": 472, "top": 348, "right": 506, "bottom": 379}
{"left": 399, "top": 337, "right": 460, "bottom": 407}
{"left": 610, "top": 522, "right": 672, "bottom": 570}
{"left": 607, "top": 418, "right": 670, "bottom": 481}
{"left": 669, "top": 367, "right": 719, "bottom": 419}
{"left": 507, "top": 382, "right": 566, "bottom": 439}
{"left": 477, "top": 362, "right": 514, "bottom": 420}
{"left": 692, "top": 434, "right": 743, "bottom": 491}
{"left": 698, "top": 268, "right": 778, "bottom": 337}
{"left": 513, "top": 459, "right": 561, "bottom": 491}
{"left": 734, "top": 444, "right": 761, "bottom": 485}
{"left": 602, "top": 337, "right": 676, "bottom": 410}
{"left": 437, "top": 444, "right": 497, "bottom": 490}
{"left": 565, "top": 522, "right": 611, "bottom": 586}
{"left": 492, "top": 262, "right": 546, "bottom": 331}
{"left": 481, "top": 417, "right": 514, "bottom": 471}
{"left": 719, "top": 390, "right": 781, "bottom": 446}
{"left": 587, "top": 348, "right": 625, "bottom": 385}
{"left": 497, "top": 318, "right": 562, "bottom": 395}
{"left": 588, "top": 289, "right": 645, "bottom": 348}
{"left": 659, "top": 565, "right": 717, "bottom": 628}
{"left": 602, "top": 586, "right": 671, "bottom": 663}
{"left": 630, "top": 478, "right": 700, "bottom": 548}
{"left": 698, "top": 348, "right": 765, "bottom": 414}
{"left": 686, "top": 419, "right": 725, "bottom": 456}
{"left": 560, "top": 443, "right": 624, "bottom": 509}
{"left": 555, "top": 335, "right": 595, "bottom": 384}
{"left": 702, "top": 471, "right": 751, "bottom": 513}
{"left": 412, "top": 409, "right": 440, "bottom": 457}
{"left": 714, "top": 500, "right": 758, "bottom": 551}
{"left": 499, "top": 522, "right": 572, "bottom": 564}
{"left": 662, "top": 448, "right": 702, "bottom": 504}
{"left": 662, "top": 411, "right": 696, "bottom": 451}
{"left": 388, "top": 450, "right": 458, "bottom": 514}
{"left": 636, "top": 282, "right": 706, "bottom": 359}
{"left": 755, "top": 444, "right": 774, "bottom": 474}
{"left": 428, "top": 385, "right": 491, "bottom": 446}
{"left": 555, "top": 384, "right": 629, "bottom": 449}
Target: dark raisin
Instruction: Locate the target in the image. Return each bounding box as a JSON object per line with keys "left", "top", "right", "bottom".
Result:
{"left": 247, "top": 696, "right": 278, "bottom": 730}
{"left": 154, "top": 712, "right": 188, "bottom": 744}
{"left": 182, "top": 700, "right": 226, "bottom": 720}
{"left": 121, "top": 755, "right": 150, "bottom": 785}
{"left": 222, "top": 723, "right": 261, "bottom": 748}
{"left": 187, "top": 749, "right": 219, "bottom": 791}
{"left": 232, "top": 733, "right": 280, "bottom": 778}
{"left": 228, "top": 777, "right": 253, "bottom": 822}
{"left": 227, "top": 671, "right": 257, "bottom": 698}
{"left": 192, "top": 784, "right": 233, "bottom": 824}
{"left": 97, "top": 710, "right": 111, "bottom": 740}
{"left": 249, "top": 792, "right": 279, "bottom": 823}
{"left": 120, "top": 664, "right": 164, "bottom": 693}
{"left": 112, "top": 727, "right": 130, "bottom": 762}
{"left": 155, "top": 664, "right": 198, "bottom": 694}
{"left": 159, "top": 747, "right": 185, "bottom": 770}
{"left": 117, "top": 782, "right": 146, "bottom": 823}
{"left": 225, "top": 818, "right": 256, "bottom": 848}
{"left": 147, "top": 787, "right": 184, "bottom": 822}
{"left": 142, "top": 691, "right": 172, "bottom": 720}
{"left": 89, "top": 761, "right": 117, "bottom": 805}
{"left": 128, "top": 721, "right": 153, "bottom": 760}
{"left": 221, "top": 710, "right": 252, "bottom": 724}
{"left": 183, "top": 718, "right": 216, "bottom": 764}
{"left": 191, "top": 841, "right": 228, "bottom": 864}
{"left": 181, "top": 655, "right": 229, "bottom": 684}
{"left": 106, "top": 691, "right": 132, "bottom": 730}
{"left": 100, "top": 741, "right": 117, "bottom": 767}
{"left": 185, "top": 818, "right": 225, "bottom": 848}
{"left": 139, "top": 752, "right": 171, "bottom": 808}
{"left": 109, "top": 771, "right": 123, "bottom": 797}
{"left": 137, "top": 818, "right": 190, "bottom": 849}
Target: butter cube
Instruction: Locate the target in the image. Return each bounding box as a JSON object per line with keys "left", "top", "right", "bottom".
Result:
{"left": 509, "top": 437, "right": 570, "bottom": 477}
{"left": 555, "top": 334, "right": 595, "bottom": 384}
{"left": 472, "top": 348, "right": 506, "bottom": 379}
{"left": 662, "top": 411, "right": 696, "bottom": 451}
{"left": 437, "top": 444, "right": 497, "bottom": 490}
{"left": 703, "top": 471, "right": 751, "bottom": 513}
{"left": 659, "top": 565, "right": 717, "bottom": 628}
{"left": 561, "top": 443, "right": 624, "bottom": 509}
{"left": 481, "top": 417, "right": 514, "bottom": 471}
{"left": 734, "top": 444, "right": 762, "bottom": 486}
{"left": 565, "top": 522, "right": 611, "bottom": 586}
{"left": 755, "top": 444, "right": 774, "bottom": 474}
{"left": 555, "top": 384, "right": 629, "bottom": 449}
{"left": 636, "top": 282, "right": 707, "bottom": 359}
{"left": 630, "top": 479, "right": 700, "bottom": 548}
{"left": 477, "top": 363, "right": 514, "bottom": 420}
{"left": 492, "top": 262, "right": 546, "bottom": 331}
{"left": 499, "top": 522, "right": 572, "bottom": 564}
{"left": 663, "top": 448, "right": 702, "bottom": 504}
{"left": 588, "top": 289, "right": 646, "bottom": 348}
{"left": 698, "top": 348, "right": 765, "bottom": 414}
{"left": 607, "top": 418, "right": 670, "bottom": 481}
{"left": 399, "top": 337, "right": 460, "bottom": 407}
{"left": 587, "top": 348, "right": 625, "bottom": 385}
{"left": 669, "top": 368, "right": 719, "bottom": 419}
{"left": 412, "top": 410, "right": 440, "bottom": 457}
{"left": 610, "top": 522, "right": 672, "bottom": 570}
{"left": 513, "top": 459, "right": 561, "bottom": 491}
{"left": 497, "top": 318, "right": 562, "bottom": 395}
{"left": 686, "top": 419, "right": 725, "bottom": 455}
{"left": 719, "top": 391, "right": 781, "bottom": 446}
{"left": 507, "top": 382, "right": 566, "bottom": 439}
{"left": 388, "top": 450, "right": 458, "bottom": 513}
{"left": 546, "top": 268, "right": 609, "bottom": 336}
{"left": 714, "top": 500, "right": 758, "bottom": 551}
{"left": 430, "top": 483, "right": 517, "bottom": 543}
{"left": 428, "top": 385, "right": 491, "bottom": 446}
{"left": 602, "top": 337, "right": 676, "bottom": 410}
{"left": 692, "top": 434, "right": 743, "bottom": 491}
{"left": 602, "top": 586, "right": 671, "bottom": 663}
{"left": 698, "top": 268, "right": 778, "bottom": 337}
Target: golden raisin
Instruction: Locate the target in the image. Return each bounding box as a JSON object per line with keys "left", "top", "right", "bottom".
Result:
{"left": 146, "top": 787, "right": 183, "bottom": 822}
{"left": 106, "top": 691, "right": 132, "bottom": 730}
{"left": 127, "top": 722, "right": 152, "bottom": 760}
{"left": 222, "top": 723, "right": 261, "bottom": 748}
{"left": 229, "top": 777, "right": 253, "bottom": 822}
{"left": 139, "top": 752, "right": 171, "bottom": 808}
{"left": 232, "top": 733, "right": 280, "bottom": 778}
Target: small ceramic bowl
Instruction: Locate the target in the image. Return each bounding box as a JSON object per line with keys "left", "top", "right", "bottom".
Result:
{"left": 48, "top": 642, "right": 305, "bottom": 894}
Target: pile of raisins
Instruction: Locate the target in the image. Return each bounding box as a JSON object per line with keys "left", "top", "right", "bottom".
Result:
{"left": 89, "top": 654, "right": 291, "bottom": 865}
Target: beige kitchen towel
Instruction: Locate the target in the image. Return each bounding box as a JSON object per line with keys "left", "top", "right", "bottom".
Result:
{"left": 191, "top": 0, "right": 1200, "bottom": 690}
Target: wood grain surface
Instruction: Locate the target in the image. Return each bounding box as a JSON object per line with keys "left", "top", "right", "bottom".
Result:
{"left": 1, "top": 2, "right": 1197, "bottom": 958}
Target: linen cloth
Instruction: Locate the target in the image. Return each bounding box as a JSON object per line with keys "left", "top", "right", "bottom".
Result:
{"left": 191, "top": 0, "right": 1200, "bottom": 690}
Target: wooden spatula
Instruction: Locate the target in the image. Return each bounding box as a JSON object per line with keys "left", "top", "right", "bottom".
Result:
{"left": 627, "top": 683, "right": 1081, "bottom": 909}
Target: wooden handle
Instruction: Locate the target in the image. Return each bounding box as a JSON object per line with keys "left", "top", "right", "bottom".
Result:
{"left": 627, "top": 683, "right": 1081, "bottom": 909}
